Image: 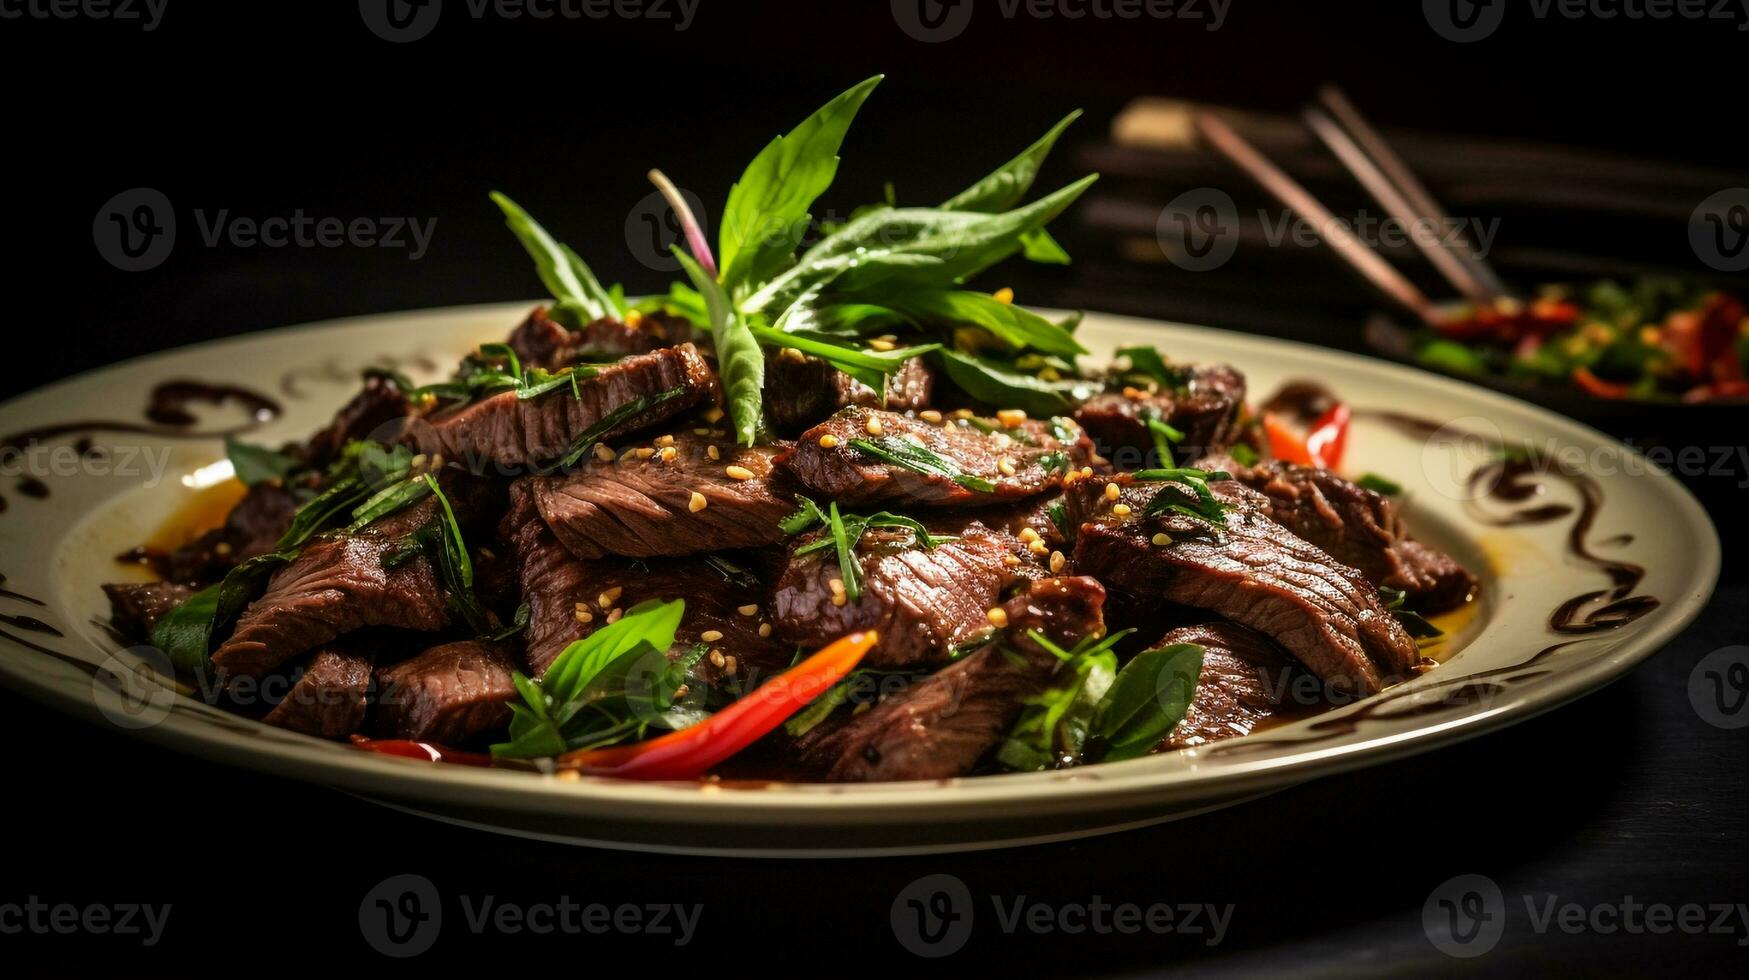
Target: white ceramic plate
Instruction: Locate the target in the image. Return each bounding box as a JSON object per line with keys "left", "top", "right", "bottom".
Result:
{"left": 0, "top": 303, "right": 1719, "bottom": 856}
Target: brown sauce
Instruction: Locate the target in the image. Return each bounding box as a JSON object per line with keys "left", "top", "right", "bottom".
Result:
{"left": 0, "top": 380, "right": 281, "bottom": 458}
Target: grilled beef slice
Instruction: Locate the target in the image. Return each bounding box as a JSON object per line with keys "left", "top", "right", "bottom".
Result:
{"left": 153, "top": 482, "right": 301, "bottom": 585}
{"left": 373, "top": 640, "right": 517, "bottom": 743}
{"left": 211, "top": 472, "right": 499, "bottom": 682}
{"left": 1199, "top": 454, "right": 1476, "bottom": 613}
{"left": 297, "top": 373, "right": 412, "bottom": 469}
{"left": 411, "top": 343, "right": 717, "bottom": 471}
{"left": 529, "top": 432, "right": 795, "bottom": 559}
{"left": 502, "top": 480, "right": 786, "bottom": 683}
{"left": 262, "top": 644, "right": 375, "bottom": 739}
{"left": 1155, "top": 622, "right": 1294, "bottom": 750}
{"left": 770, "top": 516, "right": 1038, "bottom": 669}
{"left": 1068, "top": 473, "right": 1419, "bottom": 695}
{"left": 790, "top": 576, "right": 1107, "bottom": 782}
{"left": 103, "top": 582, "right": 195, "bottom": 640}
{"left": 506, "top": 306, "right": 694, "bottom": 369}
{"left": 1075, "top": 364, "right": 1245, "bottom": 465}
{"left": 764, "top": 349, "right": 934, "bottom": 436}
{"left": 780, "top": 407, "right": 1091, "bottom": 508}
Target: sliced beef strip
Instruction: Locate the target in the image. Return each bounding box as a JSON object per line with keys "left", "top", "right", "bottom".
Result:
{"left": 780, "top": 407, "right": 1091, "bottom": 508}
{"left": 410, "top": 343, "right": 717, "bottom": 471}
{"left": 297, "top": 373, "right": 412, "bottom": 469}
{"left": 1155, "top": 622, "right": 1295, "bottom": 750}
{"left": 103, "top": 582, "right": 195, "bottom": 640}
{"left": 764, "top": 348, "right": 934, "bottom": 436}
{"left": 262, "top": 643, "right": 376, "bottom": 739}
{"left": 373, "top": 640, "right": 517, "bottom": 744}
{"left": 770, "top": 516, "right": 1038, "bottom": 670}
{"left": 211, "top": 472, "right": 500, "bottom": 682}
{"left": 1067, "top": 473, "right": 1419, "bottom": 696}
{"left": 1075, "top": 364, "right": 1246, "bottom": 466}
{"left": 789, "top": 576, "right": 1107, "bottom": 782}
{"left": 502, "top": 480, "right": 786, "bottom": 684}
{"left": 506, "top": 306, "right": 693, "bottom": 369}
{"left": 1199, "top": 454, "right": 1476, "bottom": 613}
{"left": 529, "top": 432, "right": 796, "bottom": 559}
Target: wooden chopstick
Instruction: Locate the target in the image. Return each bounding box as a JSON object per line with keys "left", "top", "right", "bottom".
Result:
{"left": 1302, "top": 106, "right": 1497, "bottom": 307}
{"left": 1192, "top": 110, "right": 1443, "bottom": 327}
{"left": 1314, "top": 85, "right": 1514, "bottom": 300}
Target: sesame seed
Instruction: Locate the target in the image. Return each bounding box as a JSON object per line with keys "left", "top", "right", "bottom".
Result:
{"left": 954, "top": 408, "right": 975, "bottom": 420}
{"left": 1018, "top": 527, "right": 1041, "bottom": 543}
{"left": 779, "top": 347, "right": 808, "bottom": 363}
{"left": 828, "top": 578, "right": 845, "bottom": 594}
{"left": 555, "top": 768, "right": 581, "bottom": 782}
{"left": 478, "top": 546, "right": 495, "bottom": 561}
{"left": 986, "top": 607, "right": 1009, "bottom": 628}
{"left": 624, "top": 309, "right": 644, "bottom": 327}
{"left": 723, "top": 655, "right": 738, "bottom": 674}
{"left": 430, "top": 454, "right": 444, "bottom": 469}
{"left": 758, "top": 622, "right": 772, "bottom": 637}
{"left": 831, "top": 593, "right": 847, "bottom": 607}
{"left": 737, "top": 604, "right": 758, "bottom": 616}
{"left": 919, "top": 410, "right": 943, "bottom": 424}
{"left": 672, "top": 683, "right": 690, "bottom": 700}
{"left": 1081, "top": 467, "right": 1094, "bottom": 478}
{"left": 1050, "top": 551, "right": 1066, "bottom": 573}
{"left": 867, "top": 338, "right": 896, "bottom": 352}
{"left": 213, "top": 541, "right": 233, "bottom": 556}
{"left": 575, "top": 607, "right": 593, "bottom": 624}
{"left": 1029, "top": 539, "right": 1049, "bottom": 556}
{"left": 818, "top": 434, "right": 840, "bottom": 448}
{"left": 707, "top": 445, "right": 721, "bottom": 461}
{"left": 409, "top": 453, "right": 428, "bottom": 471}
{"left": 996, "top": 408, "right": 1027, "bottom": 428}
{"left": 635, "top": 447, "right": 655, "bottom": 459}
{"left": 694, "top": 427, "right": 712, "bottom": 436}
{"left": 654, "top": 434, "right": 675, "bottom": 447}
{"left": 598, "top": 587, "right": 622, "bottom": 607}
{"left": 700, "top": 629, "right": 724, "bottom": 643}
{"left": 997, "top": 457, "right": 1017, "bottom": 477}
{"left": 709, "top": 649, "right": 726, "bottom": 668}
{"left": 725, "top": 464, "right": 755, "bottom": 481}
{"left": 703, "top": 406, "right": 725, "bottom": 423}
{"left": 993, "top": 287, "right": 1014, "bottom": 304}
{"left": 689, "top": 492, "right": 708, "bottom": 512}
{"left": 1105, "top": 482, "right": 1121, "bottom": 501}
{"left": 1003, "top": 554, "right": 1022, "bottom": 567}
{"left": 593, "top": 443, "right": 615, "bottom": 462}
{"left": 1112, "top": 503, "right": 1133, "bottom": 517}
{"left": 659, "top": 446, "right": 677, "bottom": 463}
{"left": 865, "top": 416, "right": 885, "bottom": 436}
{"left": 606, "top": 608, "right": 623, "bottom": 624}
{"left": 1152, "top": 532, "right": 1173, "bottom": 546}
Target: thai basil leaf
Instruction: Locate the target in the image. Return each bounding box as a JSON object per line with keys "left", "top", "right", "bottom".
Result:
{"left": 1093, "top": 642, "right": 1204, "bottom": 762}
{"left": 676, "top": 247, "right": 763, "bottom": 447}
{"left": 748, "top": 320, "right": 938, "bottom": 395}
{"left": 1117, "top": 346, "right": 1194, "bottom": 391}
{"left": 885, "top": 290, "right": 1087, "bottom": 359}
{"left": 149, "top": 551, "right": 297, "bottom": 674}
{"left": 931, "top": 348, "right": 1101, "bottom": 418}
{"left": 224, "top": 437, "right": 298, "bottom": 487}
{"left": 941, "top": 109, "right": 1082, "bottom": 266}
{"left": 490, "top": 192, "right": 621, "bottom": 322}
{"left": 718, "top": 75, "right": 883, "bottom": 295}
{"left": 848, "top": 436, "right": 996, "bottom": 493}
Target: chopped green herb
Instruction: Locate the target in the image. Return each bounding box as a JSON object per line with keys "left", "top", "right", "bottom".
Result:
{"left": 1117, "top": 346, "right": 1194, "bottom": 391}
{"left": 1132, "top": 467, "right": 1232, "bottom": 525}
{"left": 849, "top": 436, "right": 997, "bottom": 493}
{"left": 1357, "top": 472, "right": 1404, "bottom": 496}
{"left": 547, "top": 386, "right": 687, "bottom": 472}
{"left": 1228, "top": 443, "right": 1260, "bottom": 467}
{"left": 224, "top": 437, "right": 299, "bottom": 487}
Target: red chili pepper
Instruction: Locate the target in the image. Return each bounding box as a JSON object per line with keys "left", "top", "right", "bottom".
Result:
{"left": 1572, "top": 366, "right": 1632, "bottom": 399}
{"left": 557, "top": 631, "right": 878, "bottom": 780}
{"left": 1304, "top": 403, "right": 1351, "bottom": 470}
{"left": 1262, "top": 412, "right": 1313, "bottom": 466}
{"left": 1682, "top": 380, "right": 1749, "bottom": 403}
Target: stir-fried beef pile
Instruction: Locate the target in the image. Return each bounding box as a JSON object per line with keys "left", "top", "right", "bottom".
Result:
{"left": 104, "top": 305, "right": 1474, "bottom": 781}
{"left": 99, "top": 79, "right": 1475, "bottom": 781}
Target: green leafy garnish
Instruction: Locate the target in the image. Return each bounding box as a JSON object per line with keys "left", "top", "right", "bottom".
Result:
{"left": 276, "top": 443, "right": 416, "bottom": 550}
{"left": 884, "top": 290, "right": 1086, "bottom": 359}
{"left": 1380, "top": 586, "right": 1444, "bottom": 639}
{"left": 1132, "top": 467, "right": 1232, "bottom": 525}
{"left": 675, "top": 248, "right": 763, "bottom": 447}
{"left": 749, "top": 321, "right": 939, "bottom": 397}
{"left": 1117, "top": 345, "right": 1195, "bottom": 392}
{"left": 1144, "top": 410, "right": 1185, "bottom": 464}
{"left": 1357, "top": 473, "right": 1404, "bottom": 496}
{"left": 849, "top": 435, "right": 997, "bottom": 493}
{"left": 931, "top": 348, "right": 1101, "bottom": 418}
{"left": 1228, "top": 442, "right": 1260, "bottom": 467}
{"left": 224, "top": 437, "right": 298, "bottom": 487}
{"left": 1092, "top": 642, "right": 1204, "bottom": 762}
{"left": 717, "top": 75, "right": 883, "bottom": 297}
{"left": 493, "top": 598, "right": 694, "bottom": 759}
{"left": 784, "top": 495, "right": 952, "bottom": 603}
{"left": 150, "top": 551, "right": 297, "bottom": 674}
{"left": 547, "top": 386, "right": 688, "bottom": 472}
{"left": 996, "top": 629, "right": 1133, "bottom": 771}
{"left": 940, "top": 109, "right": 1082, "bottom": 264}
{"left": 490, "top": 192, "right": 625, "bottom": 323}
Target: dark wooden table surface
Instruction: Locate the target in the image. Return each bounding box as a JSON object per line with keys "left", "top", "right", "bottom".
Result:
{"left": 5, "top": 3, "right": 1748, "bottom": 974}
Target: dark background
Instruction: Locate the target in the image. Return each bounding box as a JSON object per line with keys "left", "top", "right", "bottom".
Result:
{"left": 4, "top": 0, "right": 1747, "bottom": 974}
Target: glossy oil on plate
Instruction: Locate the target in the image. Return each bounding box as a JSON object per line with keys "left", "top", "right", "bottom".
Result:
{"left": 0, "top": 303, "right": 1719, "bottom": 855}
